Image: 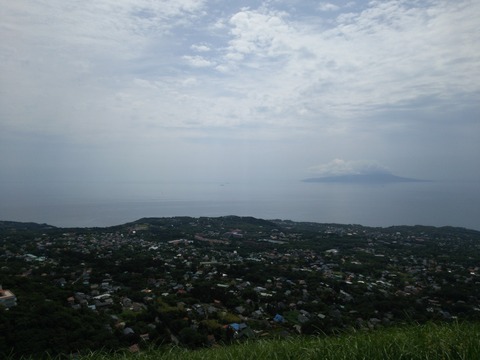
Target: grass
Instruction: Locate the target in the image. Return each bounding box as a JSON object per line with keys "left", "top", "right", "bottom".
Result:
{"left": 13, "top": 322, "right": 480, "bottom": 360}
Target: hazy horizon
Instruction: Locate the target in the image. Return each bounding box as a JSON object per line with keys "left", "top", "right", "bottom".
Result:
{"left": 1, "top": 1, "right": 479, "bottom": 227}
{"left": 1, "top": 179, "right": 479, "bottom": 231}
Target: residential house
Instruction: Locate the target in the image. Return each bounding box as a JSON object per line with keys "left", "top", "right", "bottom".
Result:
{"left": 0, "top": 286, "right": 17, "bottom": 309}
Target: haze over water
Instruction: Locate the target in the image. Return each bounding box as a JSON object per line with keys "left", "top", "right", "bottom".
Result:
{"left": 1, "top": 180, "right": 478, "bottom": 231}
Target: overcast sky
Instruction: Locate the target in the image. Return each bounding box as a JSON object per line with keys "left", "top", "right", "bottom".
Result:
{"left": 1, "top": 0, "right": 479, "bottom": 187}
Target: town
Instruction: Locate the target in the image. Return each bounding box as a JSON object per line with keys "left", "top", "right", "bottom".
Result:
{"left": 1, "top": 216, "right": 479, "bottom": 357}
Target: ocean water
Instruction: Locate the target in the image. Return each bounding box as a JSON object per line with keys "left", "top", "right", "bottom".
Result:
{"left": 1, "top": 180, "right": 479, "bottom": 230}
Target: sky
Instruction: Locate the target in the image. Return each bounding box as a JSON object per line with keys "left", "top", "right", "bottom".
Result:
{"left": 1, "top": 0, "right": 479, "bottom": 188}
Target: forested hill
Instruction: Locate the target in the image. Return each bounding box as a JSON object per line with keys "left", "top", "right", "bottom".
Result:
{"left": 0, "top": 220, "right": 57, "bottom": 231}
{"left": 1, "top": 215, "right": 478, "bottom": 234}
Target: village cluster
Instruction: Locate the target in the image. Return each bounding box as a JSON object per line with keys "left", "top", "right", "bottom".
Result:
{"left": 1, "top": 216, "right": 479, "bottom": 351}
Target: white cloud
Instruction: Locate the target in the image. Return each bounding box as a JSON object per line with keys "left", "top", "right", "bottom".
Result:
{"left": 191, "top": 44, "right": 211, "bottom": 52}
{"left": 318, "top": 2, "right": 340, "bottom": 12}
{"left": 209, "top": 0, "right": 480, "bottom": 127}
{"left": 308, "top": 159, "right": 391, "bottom": 176}
{"left": 0, "top": 0, "right": 210, "bottom": 136}
{"left": 3, "top": 0, "right": 479, "bottom": 139}
{"left": 226, "top": 8, "right": 292, "bottom": 57}
{"left": 1, "top": 0, "right": 479, "bottom": 181}
{"left": 182, "top": 55, "right": 215, "bottom": 67}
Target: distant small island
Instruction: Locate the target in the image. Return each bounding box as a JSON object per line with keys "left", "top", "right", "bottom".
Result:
{"left": 303, "top": 173, "right": 429, "bottom": 183}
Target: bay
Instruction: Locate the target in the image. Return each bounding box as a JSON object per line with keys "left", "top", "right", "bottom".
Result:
{"left": 0, "top": 180, "right": 479, "bottom": 230}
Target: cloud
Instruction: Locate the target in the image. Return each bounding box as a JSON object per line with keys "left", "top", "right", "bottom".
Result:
{"left": 1, "top": 0, "right": 479, "bottom": 181}
{"left": 2, "top": 0, "right": 479, "bottom": 140}
{"left": 317, "top": 3, "right": 340, "bottom": 12}
{"left": 308, "top": 159, "right": 391, "bottom": 176}
{"left": 182, "top": 55, "right": 215, "bottom": 67}
{"left": 175, "top": 0, "right": 479, "bottom": 136}
{"left": 191, "top": 44, "right": 211, "bottom": 52}
{"left": 225, "top": 8, "right": 292, "bottom": 59}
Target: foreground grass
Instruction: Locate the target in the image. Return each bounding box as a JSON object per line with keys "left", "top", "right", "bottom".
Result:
{"left": 17, "top": 322, "right": 480, "bottom": 360}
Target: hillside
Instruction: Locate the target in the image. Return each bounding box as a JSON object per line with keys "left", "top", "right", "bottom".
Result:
{"left": 76, "top": 322, "right": 480, "bottom": 360}
{"left": 1, "top": 216, "right": 479, "bottom": 358}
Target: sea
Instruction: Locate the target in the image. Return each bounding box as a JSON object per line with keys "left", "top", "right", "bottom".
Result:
{"left": 1, "top": 180, "right": 479, "bottom": 231}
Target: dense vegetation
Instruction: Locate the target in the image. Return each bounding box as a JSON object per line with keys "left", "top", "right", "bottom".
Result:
{"left": 9, "top": 322, "right": 480, "bottom": 360}
{"left": 1, "top": 217, "right": 479, "bottom": 358}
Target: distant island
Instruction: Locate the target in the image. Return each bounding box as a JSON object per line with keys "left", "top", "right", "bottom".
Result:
{"left": 303, "top": 173, "right": 429, "bottom": 183}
